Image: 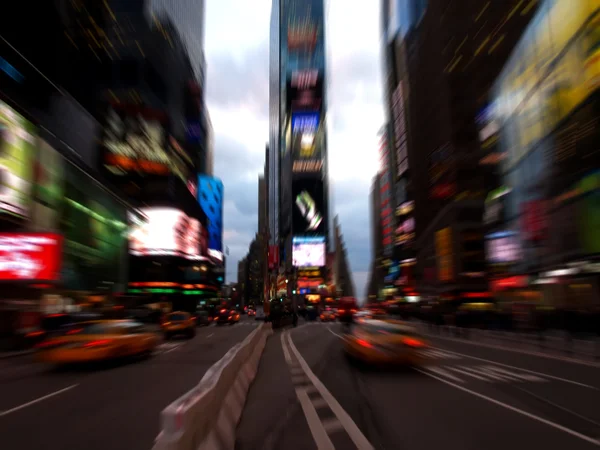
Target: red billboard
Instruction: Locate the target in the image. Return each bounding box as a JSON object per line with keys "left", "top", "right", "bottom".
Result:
{"left": 0, "top": 233, "right": 62, "bottom": 281}
{"left": 520, "top": 201, "right": 547, "bottom": 241}
{"left": 268, "top": 245, "right": 279, "bottom": 270}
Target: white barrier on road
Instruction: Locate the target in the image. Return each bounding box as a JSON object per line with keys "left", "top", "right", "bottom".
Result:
{"left": 152, "top": 323, "right": 273, "bottom": 450}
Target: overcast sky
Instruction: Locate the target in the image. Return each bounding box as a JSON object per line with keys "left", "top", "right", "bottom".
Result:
{"left": 204, "top": 0, "right": 384, "bottom": 300}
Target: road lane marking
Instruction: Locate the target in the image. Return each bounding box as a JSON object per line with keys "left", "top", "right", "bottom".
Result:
{"left": 416, "top": 368, "right": 600, "bottom": 447}
{"left": 484, "top": 366, "right": 544, "bottom": 382}
{"left": 207, "top": 333, "right": 214, "bottom": 338}
{"left": 434, "top": 348, "right": 598, "bottom": 390}
{"left": 281, "top": 331, "right": 292, "bottom": 364}
{"left": 322, "top": 416, "right": 345, "bottom": 434}
{"left": 327, "top": 328, "right": 343, "bottom": 339}
{"left": 448, "top": 366, "right": 489, "bottom": 381}
{"left": 296, "top": 383, "right": 336, "bottom": 450}
{"left": 426, "top": 366, "right": 464, "bottom": 383}
{"left": 0, "top": 384, "right": 78, "bottom": 417}
{"left": 312, "top": 397, "right": 329, "bottom": 409}
{"left": 286, "top": 332, "right": 374, "bottom": 450}
{"left": 423, "top": 332, "right": 600, "bottom": 368}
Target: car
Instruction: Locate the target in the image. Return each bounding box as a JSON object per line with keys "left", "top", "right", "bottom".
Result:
{"left": 247, "top": 309, "right": 256, "bottom": 317}
{"left": 255, "top": 309, "right": 266, "bottom": 321}
{"left": 320, "top": 310, "right": 336, "bottom": 322}
{"left": 337, "top": 297, "right": 359, "bottom": 324}
{"left": 161, "top": 312, "right": 196, "bottom": 339}
{"left": 343, "top": 319, "right": 429, "bottom": 367}
{"left": 194, "top": 310, "right": 212, "bottom": 326}
{"left": 35, "top": 320, "right": 159, "bottom": 365}
{"left": 215, "top": 308, "right": 240, "bottom": 325}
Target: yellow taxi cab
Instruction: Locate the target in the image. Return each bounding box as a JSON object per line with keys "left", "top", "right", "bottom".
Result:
{"left": 35, "top": 320, "right": 159, "bottom": 365}
{"left": 162, "top": 311, "right": 196, "bottom": 340}
{"left": 320, "top": 310, "right": 336, "bottom": 322}
{"left": 343, "top": 319, "right": 428, "bottom": 366}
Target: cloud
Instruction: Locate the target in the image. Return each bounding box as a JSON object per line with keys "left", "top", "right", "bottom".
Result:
{"left": 206, "top": 43, "right": 269, "bottom": 120}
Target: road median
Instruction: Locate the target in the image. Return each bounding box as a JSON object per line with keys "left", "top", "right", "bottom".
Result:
{"left": 152, "top": 322, "right": 273, "bottom": 450}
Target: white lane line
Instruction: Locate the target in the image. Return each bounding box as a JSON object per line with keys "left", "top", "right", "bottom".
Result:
{"left": 448, "top": 366, "right": 489, "bottom": 381}
{"left": 416, "top": 368, "right": 600, "bottom": 447}
{"left": 327, "top": 328, "right": 344, "bottom": 339}
{"left": 0, "top": 384, "right": 78, "bottom": 417}
{"left": 296, "top": 385, "right": 336, "bottom": 450}
{"left": 426, "top": 366, "right": 464, "bottom": 383}
{"left": 311, "top": 397, "right": 329, "bottom": 409}
{"left": 163, "top": 345, "right": 182, "bottom": 354}
{"left": 484, "top": 366, "right": 544, "bottom": 382}
{"left": 287, "top": 332, "right": 374, "bottom": 450}
{"left": 281, "top": 331, "right": 292, "bottom": 364}
{"left": 435, "top": 348, "right": 598, "bottom": 390}
{"left": 424, "top": 332, "right": 600, "bottom": 368}
{"left": 207, "top": 333, "right": 214, "bottom": 338}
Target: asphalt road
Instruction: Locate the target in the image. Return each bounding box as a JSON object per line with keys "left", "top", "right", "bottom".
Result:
{"left": 236, "top": 320, "right": 600, "bottom": 450}
{"left": 0, "top": 318, "right": 260, "bottom": 450}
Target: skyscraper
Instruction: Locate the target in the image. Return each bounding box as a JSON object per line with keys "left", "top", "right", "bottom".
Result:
{"left": 270, "top": 0, "right": 329, "bottom": 304}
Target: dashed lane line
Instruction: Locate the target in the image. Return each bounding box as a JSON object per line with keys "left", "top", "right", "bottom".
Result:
{"left": 0, "top": 384, "right": 78, "bottom": 417}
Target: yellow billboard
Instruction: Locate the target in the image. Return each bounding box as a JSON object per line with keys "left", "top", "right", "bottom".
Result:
{"left": 435, "top": 227, "right": 453, "bottom": 282}
{"left": 496, "top": 0, "right": 600, "bottom": 168}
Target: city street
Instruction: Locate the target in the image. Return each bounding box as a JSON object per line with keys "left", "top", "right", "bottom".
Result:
{"left": 236, "top": 321, "right": 600, "bottom": 450}
{"left": 0, "top": 319, "right": 260, "bottom": 450}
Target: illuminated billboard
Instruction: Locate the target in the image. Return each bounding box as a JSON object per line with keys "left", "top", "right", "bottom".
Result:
{"left": 292, "top": 236, "right": 326, "bottom": 267}
{"left": 128, "top": 207, "right": 205, "bottom": 259}
{"left": 286, "top": 74, "right": 324, "bottom": 112}
{"left": 292, "top": 177, "right": 325, "bottom": 235}
{"left": 435, "top": 227, "right": 453, "bottom": 282}
{"left": 485, "top": 231, "right": 522, "bottom": 264}
{"left": 291, "top": 111, "right": 323, "bottom": 173}
{"left": 101, "top": 108, "right": 189, "bottom": 182}
{"left": 284, "top": 0, "right": 325, "bottom": 71}
{"left": 0, "top": 101, "right": 35, "bottom": 218}
{"left": 0, "top": 233, "right": 62, "bottom": 281}
{"left": 198, "top": 176, "right": 223, "bottom": 255}
{"left": 392, "top": 83, "right": 408, "bottom": 178}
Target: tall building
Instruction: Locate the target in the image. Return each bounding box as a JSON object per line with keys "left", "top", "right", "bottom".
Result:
{"left": 381, "top": 0, "right": 538, "bottom": 301}
{"left": 367, "top": 174, "right": 384, "bottom": 300}
{"left": 333, "top": 216, "right": 356, "bottom": 298}
{"left": 270, "top": 0, "right": 329, "bottom": 305}
{"left": 486, "top": 0, "right": 600, "bottom": 308}
{"left": 258, "top": 175, "right": 267, "bottom": 236}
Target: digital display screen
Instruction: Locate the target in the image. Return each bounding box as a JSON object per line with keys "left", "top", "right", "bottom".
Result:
{"left": 293, "top": 236, "right": 326, "bottom": 267}
{"left": 486, "top": 235, "right": 521, "bottom": 264}
{"left": 0, "top": 233, "right": 62, "bottom": 281}
{"left": 0, "top": 101, "right": 35, "bottom": 218}
{"left": 292, "top": 178, "right": 325, "bottom": 234}
{"left": 128, "top": 207, "right": 205, "bottom": 259}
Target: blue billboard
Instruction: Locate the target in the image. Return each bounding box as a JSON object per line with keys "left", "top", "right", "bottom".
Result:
{"left": 198, "top": 176, "right": 224, "bottom": 258}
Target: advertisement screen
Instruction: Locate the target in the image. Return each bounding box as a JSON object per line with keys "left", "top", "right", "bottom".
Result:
{"left": 291, "top": 111, "right": 322, "bottom": 173}
{"left": 293, "top": 236, "right": 326, "bottom": 267}
{"left": 287, "top": 75, "right": 324, "bottom": 112}
{"left": 435, "top": 227, "right": 453, "bottom": 282}
{"left": 0, "top": 233, "right": 62, "bottom": 281}
{"left": 198, "top": 176, "right": 224, "bottom": 253}
{"left": 101, "top": 108, "right": 188, "bottom": 181}
{"left": 0, "top": 101, "right": 35, "bottom": 218}
{"left": 486, "top": 233, "right": 522, "bottom": 264}
{"left": 292, "top": 177, "right": 325, "bottom": 235}
{"left": 128, "top": 208, "right": 204, "bottom": 259}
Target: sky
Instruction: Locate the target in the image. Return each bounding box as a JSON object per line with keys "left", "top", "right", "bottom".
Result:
{"left": 204, "top": 0, "right": 385, "bottom": 300}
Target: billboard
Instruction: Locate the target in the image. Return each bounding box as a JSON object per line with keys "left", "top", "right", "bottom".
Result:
{"left": 286, "top": 73, "right": 324, "bottom": 112}
{"left": 101, "top": 108, "right": 189, "bottom": 182}
{"left": 0, "top": 101, "right": 35, "bottom": 218}
{"left": 291, "top": 111, "right": 323, "bottom": 173}
{"left": 0, "top": 233, "right": 62, "bottom": 281}
{"left": 292, "top": 236, "right": 326, "bottom": 267}
{"left": 485, "top": 231, "right": 522, "bottom": 264}
{"left": 435, "top": 227, "right": 453, "bottom": 282}
{"left": 128, "top": 207, "right": 205, "bottom": 259}
{"left": 284, "top": 0, "right": 325, "bottom": 71}
{"left": 198, "top": 176, "right": 224, "bottom": 253}
{"left": 292, "top": 177, "right": 325, "bottom": 235}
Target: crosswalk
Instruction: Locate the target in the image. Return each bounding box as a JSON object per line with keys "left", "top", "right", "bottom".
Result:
{"left": 418, "top": 348, "right": 549, "bottom": 384}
